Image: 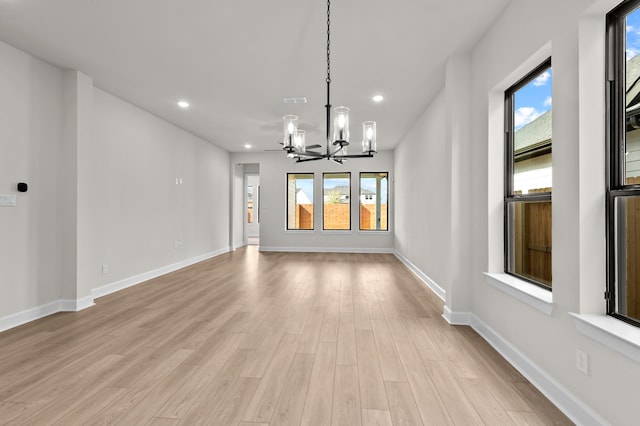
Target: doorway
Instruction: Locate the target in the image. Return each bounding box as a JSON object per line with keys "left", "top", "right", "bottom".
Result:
{"left": 246, "top": 174, "right": 260, "bottom": 245}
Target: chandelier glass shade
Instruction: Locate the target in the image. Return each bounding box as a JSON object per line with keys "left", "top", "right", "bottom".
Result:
{"left": 281, "top": 0, "right": 377, "bottom": 163}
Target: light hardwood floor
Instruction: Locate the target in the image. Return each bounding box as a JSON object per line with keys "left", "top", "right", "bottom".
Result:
{"left": 0, "top": 247, "right": 572, "bottom": 425}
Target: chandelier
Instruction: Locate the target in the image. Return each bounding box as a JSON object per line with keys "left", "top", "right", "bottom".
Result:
{"left": 281, "top": 0, "right": 377, "bottom": 163}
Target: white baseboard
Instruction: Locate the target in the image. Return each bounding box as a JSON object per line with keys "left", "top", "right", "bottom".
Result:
{"left": 92, "top": 246, "right": 231, "bottom": 299}
{"left": 60, "top": 295, "right": 96, "bottom": 312}
{"left": 0, "top": 295, "right": 96, "bottom": 333}
{"left": 468, "top": 313, "right": 609, "bottom": 426}
{"left": 393, "top": 250, "right": 446, "bottom": 301}
{"left": 0, "top": 300, "right": 63, "bottom": 333}
{"left": 259, "top": 246, "right": 395, "bottom": 254}
{"left": 0, "top": 247, "right": 231, "bottom": 334}
{"left": 442, "top": 305, "right": 471, "bottom": 325}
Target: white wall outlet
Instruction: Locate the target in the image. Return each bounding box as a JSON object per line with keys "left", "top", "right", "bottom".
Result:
{"left": 101, "top": 264, "right": 109, "bottom": 274}
{"left": 576, "top": 348, "right": 589, "bottom": 375}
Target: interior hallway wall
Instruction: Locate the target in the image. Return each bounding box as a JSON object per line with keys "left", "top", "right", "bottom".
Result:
{"left": 0, "top": 37, "right": 231, "bottom": 328}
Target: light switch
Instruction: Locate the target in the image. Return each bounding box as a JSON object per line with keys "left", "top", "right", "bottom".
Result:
{"left": 0, "top": 194, "right": 17, "bottom": 207}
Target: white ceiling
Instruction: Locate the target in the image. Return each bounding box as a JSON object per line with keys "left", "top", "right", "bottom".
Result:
{"left": 0, "top": 0, "right": 509, "bottom": 153}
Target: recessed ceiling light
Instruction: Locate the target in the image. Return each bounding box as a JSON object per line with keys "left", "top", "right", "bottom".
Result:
{"left": 177, "top": 100, "right": 190, "bottom": 108}
{"left": 244, "top": 144, "right": 252, "bottom": 149}
{"left": 372, "top": 95, "right": 384, "bottom": 103}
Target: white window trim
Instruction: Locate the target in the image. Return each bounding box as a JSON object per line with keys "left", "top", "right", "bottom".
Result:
{"left": 321, "top": 230, "right": 353, "bottom": 235}
{"left": 570, "top": 313, "right": 640, "bottom": 364}
{"left": 484, "top": 272, "right": 554, "bottom": 315}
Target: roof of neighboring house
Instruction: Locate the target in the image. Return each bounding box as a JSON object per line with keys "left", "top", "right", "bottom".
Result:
{"left": 324, "top": 185, "right": 375, "bottom": 196}
{"left": 515, "top": 109, "right": 551, "bottom": 155}
{"left": 627, "top": 54, "right": 640, "bottom": 94}
{"left": 325, "top": 185, "right": 350, "bottom": 196}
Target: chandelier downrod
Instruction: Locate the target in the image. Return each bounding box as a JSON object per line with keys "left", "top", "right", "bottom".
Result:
{"left": 282, "top": 0, "right": 377, "bottom": 163}
{"left": 325, "top": 0, "right": 331, "bottom": 158}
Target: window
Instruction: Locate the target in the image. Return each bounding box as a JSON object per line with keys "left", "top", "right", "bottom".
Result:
{"left": 607, "top": 0, "right": 640, "bottom": 326}
{"left": 504, "top": 58, "right": 552, "bottom": 289}
{"left": 360, "top": 172, "right": 388, "bottom": 231}
{"left": 323, "top": 172, "right": 350, "bottom": 230}
{"left": 287, "top": 173, "right": 314, "bottom": 230}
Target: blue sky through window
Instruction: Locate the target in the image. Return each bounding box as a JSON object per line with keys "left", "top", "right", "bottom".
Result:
{"left": 627, "top": 6, "right": 640, "bottom": 61}
{"left": 296, "top": 178, "right": 313, "bottom": 198}
{"left": 513, "top": 67, "right": 552, "bottom": 131}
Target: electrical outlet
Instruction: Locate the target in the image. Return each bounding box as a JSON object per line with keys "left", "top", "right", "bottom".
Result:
{"left": 101, "top": 264, "right": 109, "bottom": 275}
{"left": 576, "top": 348, "right": 589, "bottom": 375}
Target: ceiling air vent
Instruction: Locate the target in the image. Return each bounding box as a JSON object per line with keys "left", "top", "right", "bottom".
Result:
{"left": 283, "top": 97, "right": 307, "bottom": 104}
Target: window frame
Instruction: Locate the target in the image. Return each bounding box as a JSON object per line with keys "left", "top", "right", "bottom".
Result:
{"left": 504, "top": 57, "right": 553, "bottom": 290}
{"left": 358, "top": 171, "right": 389, "bottom": 232}
{"left": 323, "top": 172, "right": 351, "bottom": 231}
{"left": 286, "top": 172, "right": 314, "bottom": 231}
{"left": 606, "top": 0, "right": 640, "bottom": 327}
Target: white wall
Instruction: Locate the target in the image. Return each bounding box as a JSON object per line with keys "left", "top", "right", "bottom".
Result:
{"left": 231, "top": 151, "right": 394, "bottom": 252}
{"left": 394, "top": 0, "right": 640, "bottom": 424}
{"left": 394, "top": 90, "right": 451, "bottom": 292}
{"left": 231, "top": 163, "right": 246, "bottom": 249}
{"left": 0, "top": 38, "right": 231, "bottom": 328}
{"left": 88, "top": 88, "right": 230, "bottom": 290}
{"left": 0, "top": 40, "right": 64, "bottom": 319}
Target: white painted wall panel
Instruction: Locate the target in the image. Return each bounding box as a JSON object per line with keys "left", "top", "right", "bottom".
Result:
{"left": 0, "top": 40, "right": 64, "bottom": 318}
{"left": 88, "top": 88, "right": 230, "bottom": 289}
{"left": 394, "top": 90, "right": 450, "bottom": 293}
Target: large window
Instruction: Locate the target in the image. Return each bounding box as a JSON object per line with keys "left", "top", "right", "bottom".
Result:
{"left": 323, "top": 172, "right": 351, "bottom": 230}
{"left": 360, "top": 172, "right": 388, "bottom": 231}
{"left": 504, "top": 58, "right": 553, "bottom": 289}
{"left": 607, "top": 0, "right": 640, "bottom": 326}
{"left": 287, "top": 173, "right": 314, "bottom": 230}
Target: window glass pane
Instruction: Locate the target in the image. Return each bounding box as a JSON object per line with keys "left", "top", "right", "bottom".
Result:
{"left": 626, "top": 7, "right": 640, "bottom": 184}
{"left": 512, "top": 66, "right": 552, "bottom": 194}
{"left": 287, "top": 173, "right": 313, "bottom": 230}
{"left": 614, "top": 196, "right": 640, "bottom": 322}
{"left": 324, "top": 172, "right": 350, "bottom": 230}
{"left": 506, "top": 200, "right": 552, "bottom": 287}
{"left": 360, "top": 172, "right": 388, "bottom": 231}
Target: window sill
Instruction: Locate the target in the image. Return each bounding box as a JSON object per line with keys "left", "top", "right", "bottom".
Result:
{"left": 569, "top": 313, "right": 640, "bottom": 364}
{"left": 284, "top": 229, "right": 315, "bottom": 234}
{"left": 484, "top": 272, "right": 554, "bottom": 315}
{"left": 321, "top": 230, "right": 353, "bottom": 235}
{"left": 357, "top": 230, "right": 390, "bottom": 235}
